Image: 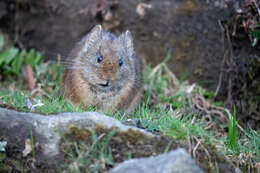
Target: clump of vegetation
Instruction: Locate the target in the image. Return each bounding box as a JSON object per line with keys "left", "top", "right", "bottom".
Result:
{"left": 0, "top": 35, "right": 43, "bottom": 78}
{"left": 62, "top": 127, "right": 115, "bottom": 173}
{"left": 236, "top": 0, "right": 260, "bottom": 47}
{"left": 227, "top": 107, "right": 237, "bottom": 151}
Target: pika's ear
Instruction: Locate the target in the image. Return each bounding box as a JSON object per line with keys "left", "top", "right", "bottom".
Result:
{"left": 85, "top": 25, "right": 102, "bottom": 49}
{"left": 120, "top": 30, "right": 134, "bottom": 56}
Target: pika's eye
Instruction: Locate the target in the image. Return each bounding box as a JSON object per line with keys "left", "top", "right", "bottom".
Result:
{"left": 97, "top": 55, "right": 103, "bottom": 63}
{"left": 119, "top": 58, "right": 123, "bottom": 66}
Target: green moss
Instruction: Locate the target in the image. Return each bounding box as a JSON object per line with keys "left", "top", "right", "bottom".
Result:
{"left": 248, "top": 57, "right": 260, "bottom": 80}
{"left": 118, "top": 128, "right": 151, "bottom": 145}
{"left": 177, "top": 0, "right": 200, "bottom": 13}
{"left": 69, "top": 125, "right": 92, "bottom": 142}
{"left": 0, "top": 153, "right": 8, "bottom": 171}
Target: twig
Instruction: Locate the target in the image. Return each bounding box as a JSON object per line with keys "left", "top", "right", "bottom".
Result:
{"left": 194, "top": 136, "right": 211, "bottom": 163}
{"left": 210, "top": 109, "right": 229, "bottom": 122}
{"left": 225, "top": 24, "right": 235, "bottom": 106}
{"left": 255, "top": 55, "right": 260, "bottom": 63}
{"left": 205, "top": 122, "right": 214, "bottom": 130}
{"left": 187, "top": 130, "right": 192, "bottom": 155}
{"left": 218, "top": 20, "right": 225, "bottom": 53}
{"left": 192, "top": 139, "right": 201, "bottom": 159}
{"left": 163, "top": 64, "right": 179, "bottom": 87}
{"left": 148, "top": 63, "right": 161, "bottom": 79}
{"left": 190, "top": 116, "right": 196, "bottom": 125}
{"left": 214, "top": 49, "right": 228, "bottom": 98}
{"left": 215, "top": 161, "right": 220, "bottom": 173}
{"left": 215, "top": 20, "right": 227, "bottom": 98}
{"left": 253, "top": 0, "right": 260, "bottom": 17}
{"left": 226, "top": 78, "right": 233, "bottom": 106}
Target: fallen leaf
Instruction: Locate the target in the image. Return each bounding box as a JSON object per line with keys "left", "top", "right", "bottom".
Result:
{"left": 91, "top": 0, "right": 107, "bottom": 17}
{"left": 104, "top": 10, "right": 113, "bottom": 21}
{"left": 0, "top": 141, "right": 7, "bottom": 152}
{"left": 22, "top": 64, "right": 35, "bottom": 91}
{"left": 136, "top": 3, "right": 152, "bottom": 18}
{"left": 255, "top": 162, "right": 260, "bottom": 169}
{"left": 47, "top": 87, "right": 54, "bottom": 94}
{"left": 23, "top": 139, "right": 32, "bottom": 157}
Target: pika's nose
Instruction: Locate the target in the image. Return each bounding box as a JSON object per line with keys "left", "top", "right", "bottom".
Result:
{"left": 103, "top": 59, "right": 117, "bottom": 73}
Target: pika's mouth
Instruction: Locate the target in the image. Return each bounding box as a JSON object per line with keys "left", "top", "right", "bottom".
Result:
{"left": 97, "top": 80, "right": 109, "bottom": 87}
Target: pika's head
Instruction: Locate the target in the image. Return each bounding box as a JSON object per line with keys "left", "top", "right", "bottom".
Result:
{"left": 76, "top": 25, "right": 136, "bottom": 93}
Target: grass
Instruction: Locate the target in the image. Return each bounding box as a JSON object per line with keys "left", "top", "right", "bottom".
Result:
{"left": 227, "top": 107, "right": 237, "bottom": 151}
{"left": 30, "top": 127, "right": 35, "bottom": 158}
{"left": 0, "top": 47, "right": 259, "bottom": 172}
{"left": 237, "top": 127, "right": 260, "bottom": 162}
{"left": 0, "top": 89, "right": 95, "bottom": 114}
{"left": 63, "top": 130, "right": 115, "bottom": 172}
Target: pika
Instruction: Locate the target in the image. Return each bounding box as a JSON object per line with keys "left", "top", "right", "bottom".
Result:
{"left": 61, "top": 25, "right": 143, "bottom": 113}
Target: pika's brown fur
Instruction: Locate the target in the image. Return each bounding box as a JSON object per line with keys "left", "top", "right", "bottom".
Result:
{"left": 62, "top": 25, "right": 143, "bottom": 113}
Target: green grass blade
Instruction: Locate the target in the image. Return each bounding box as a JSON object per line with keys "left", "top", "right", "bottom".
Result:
{"left": 25, "top": 49, "right": 36, "bottom": 65}
{"left": 162, "top": 49, "right": 172, "bottom": 64}
{"left": 0, "top": 47, "right": 19, "bottom": 66}
{"left": 0, "top": 35, "right": 4, "bottom": 51}
{"left": 11, "top": 50, "right": 26, "bottom": 75}
{"left": 227, "top": 107, "right": 237, "bottom": 151}
{"left": 34, "top": 52, "right": 43, "bottom": 65}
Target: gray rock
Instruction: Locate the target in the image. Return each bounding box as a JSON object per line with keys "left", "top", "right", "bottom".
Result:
{"left": 0, "top": 107, "right": 154, "bottom": 158}
{"left": 109, "top": 148, "right": 204, "bottom": 173}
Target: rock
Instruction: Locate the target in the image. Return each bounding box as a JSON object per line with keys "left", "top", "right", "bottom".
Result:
{"left": 0, "top": 107, "right": 154, "bottom": 162}
{"left": 109, "top": 148, "right": 204, "bottom": 173}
